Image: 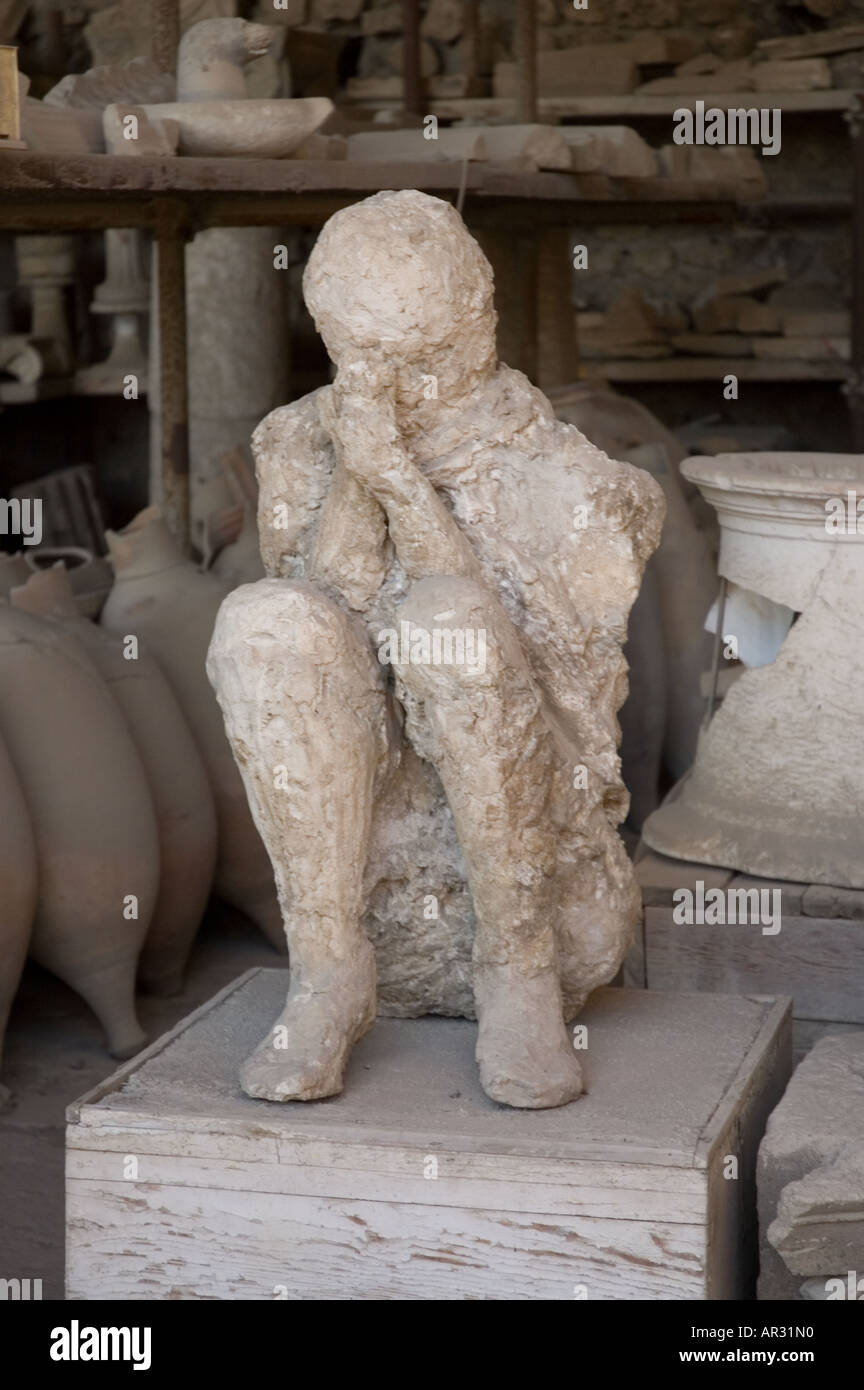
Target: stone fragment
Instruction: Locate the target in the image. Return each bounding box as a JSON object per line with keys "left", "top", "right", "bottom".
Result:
{"left": 752, "top": 336, "right": 849, "bottom": 360}
{"left": 759, "top": 1032, "right": 864, "bottom": 1297}
{"left": 751, "top": 58, "right": 832, "bottom": 91}
{"left": 20, "top": 99, "right": 103, "bottom": 153}
{"left": 675, "top": 53, "right": 722, "bottom": 77}
{"left": 561, "top": 125, "right": 657, "bottom": 178}
{"left": 658, "top": 143, "right": 765, "bottom": 189}
{"left": 712, "top": 267, "right": 786, "bottom": 297}
{"left": 691, "top": 296, "right": 753, "bottom": 335}
{"left": 736, "top": 300, "right": 781, "bottom": 334}
{"left": 45, "top": 58, "right": 175, "bottom": 109}
{"left": 420, "top": 0, "right": 463, "bottom": 44}
{"left": 85, "top": 0, "right": 238, "bottom": 68}
{"left": 290, "top": 131, "right": 346, "bottom": 159}
{"left": 578, "top": 294, "right": 671, "bottom": 361}
{"left": 103, "top": 105, "right": 179, "bottom": 156}
{"left": 0, "top": 336, "right": 43, "bottom": 384}
{"left": 639, "top": 59, "right": 753, "bottom": 92}
{"left": 710, "top": 21, "right": 758, "bottom": 61}
{"left": 619, "top": 32, "right": 701, "bottom": 64}
{"left": 781, "top": 310, "right": 850, "bottom": 338}
{"left": 348, "top": 73, "right": 484, "bottom": 101}
{"left": 757, "top": 24, "right": 864, "bottom": 62}
{"left": 477, "top": 122, "right": 570, "bottom": 170}
{"left": 345, "top": 128, "right": 485, "bottom": 162}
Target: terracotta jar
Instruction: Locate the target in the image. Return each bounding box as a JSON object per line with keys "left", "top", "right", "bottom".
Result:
{"left": 13, "top": 566, "right": 219, "bottom": 994}
{"left": 0, "top": 553, "right": 32, "bottom": 598}
{"left": 0, "top": 727, "right": 38, "bottom": 1105}
{"left": 0, "top": 602, "right": 157, "bottom": 1057}
{"left": 101, "top": 507, "right": 283, "bottom": 950}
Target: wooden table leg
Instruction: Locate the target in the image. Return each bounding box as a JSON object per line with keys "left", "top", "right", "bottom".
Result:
{"left": 514, "top": 0, "right": 537, "bottom": 123}
{"left": 401, "top": 0, "right": 423, "bottom": 117}
{"left": 155, "top": 232, "right": 190, "bottom": 552}
{"left": 475, "top": 226, "right": 538, "bottom": 383}
{"left": 152, "top": 0, "right": 181, "bottom": 77}
{"left": 536, "top": 224, "right": 579, "bottom": 390}
{"left": 846, "top": 95, "right": 864, "bottom": 450}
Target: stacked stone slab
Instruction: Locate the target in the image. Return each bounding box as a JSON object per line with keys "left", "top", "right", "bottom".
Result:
{"left": 758, "top": 1032, "right": 864, "bottom": 1300}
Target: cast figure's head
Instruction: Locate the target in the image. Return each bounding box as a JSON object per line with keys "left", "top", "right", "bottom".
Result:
{"left": 304, "top": 190, "right": 498, "bottom": 399}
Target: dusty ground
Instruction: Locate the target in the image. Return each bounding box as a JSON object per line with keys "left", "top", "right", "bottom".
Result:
{"left": 0, "top": 907, "right": 289, "bottom": 1301}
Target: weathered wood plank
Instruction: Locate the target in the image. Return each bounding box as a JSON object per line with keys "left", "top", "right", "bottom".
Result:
{"left": 645, "top": 908, "right": 864, "bottom": 1024}
{"left": 66, "top": 1182, "right": 706, "bottom": 1301}
{"left": 66, "top": 1147, "right": 707, "bottom": 1223}
{"left": 65, "top": 974, "right": 789, "bottom": 1301}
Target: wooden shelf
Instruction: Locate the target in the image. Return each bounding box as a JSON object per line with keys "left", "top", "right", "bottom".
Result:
{"left": 580, "top": 357, "right": 851, "bottom": 382}
{"left": 431, "top": 90, "right": 856, "bottom": 122}
{"left": 0, "top": 153, "right": 755, "bottom": 234}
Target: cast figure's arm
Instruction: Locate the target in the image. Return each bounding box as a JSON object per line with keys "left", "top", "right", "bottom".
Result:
{"left": 254, "top": 390, "right": 388, "bottom": 612}
{"left": 308, "top": 458, "right": 389, "bottom": 611}
{"left": 320, "top": 355, "right": 486, "bottom": 587}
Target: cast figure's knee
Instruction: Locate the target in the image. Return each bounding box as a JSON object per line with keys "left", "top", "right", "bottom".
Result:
{"left": 210, "top": 578, "right": 366, "bottom": 674}
{"left": 393, "top": 575, "right": 525, "bottom": 696}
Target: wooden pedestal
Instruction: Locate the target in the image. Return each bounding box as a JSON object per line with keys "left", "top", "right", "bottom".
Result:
{"left": 632, "top": 847, "right": 864, "bottom": 1057}
{"left": 66, "top": 969, "right": 791, "bottom": 1301}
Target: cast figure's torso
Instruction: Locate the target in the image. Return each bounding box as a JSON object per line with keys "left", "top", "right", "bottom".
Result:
{"left": 253, "top": 363, "right": 662, "bottom": 1017}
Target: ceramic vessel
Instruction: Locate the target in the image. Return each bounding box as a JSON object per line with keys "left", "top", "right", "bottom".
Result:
{"left": 644, "top": 452, "right": 864, "bottom": 886}
{"left": 0, "top": 727, "right": 38, "bottom": 1106}
{"left": 134, "top": 97, "right": 333, "bottom": 159}
{"left": 0, "top": 553, "right": 32, "bottom": 598}
{"left": 0, "top": 602, "right": 156, "bottom": 1056}
{"left": 101, "top": 507, "right": 283, "bottom": 949}
{"left": 26, "top": 546, "right": 113, "bottom": 618}
{"left": 13, "top": 566, "right": 219, "bottom": 994}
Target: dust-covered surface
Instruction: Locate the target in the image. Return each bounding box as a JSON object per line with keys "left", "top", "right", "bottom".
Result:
{"left": 94, "top": 969, "right": 777, "bottom": 1166}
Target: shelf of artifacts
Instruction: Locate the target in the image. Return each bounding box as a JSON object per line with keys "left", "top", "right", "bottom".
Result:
{"left": 0, "top": 149, "right": 758, "bottom": 230}
{"left": 415, "top": 21, "right": 864, "bottom": 123}
{"left": 576, "top": 272, "right": 852, "bottom": 386}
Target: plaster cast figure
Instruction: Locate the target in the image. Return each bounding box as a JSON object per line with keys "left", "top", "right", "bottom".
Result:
{"left": 208, "top": 190, "right": 664, "bottom": 1109}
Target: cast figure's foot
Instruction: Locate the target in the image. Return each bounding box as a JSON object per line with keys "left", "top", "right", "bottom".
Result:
{"left": 241, "top": 941, "right": 376, "bottom": 1101}
{"left": 474, "top": 964, "right": 584, "bottom": 1109}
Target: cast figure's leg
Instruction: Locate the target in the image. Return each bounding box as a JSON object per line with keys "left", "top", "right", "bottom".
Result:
{"left": 394, "top": 577, "right": 583, "bottom": 1109}
{"left": 208, "top": 579, "right": 390, "bottom": 1100}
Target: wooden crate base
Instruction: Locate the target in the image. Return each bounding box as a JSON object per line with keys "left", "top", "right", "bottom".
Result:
{"left": 66, "top": 970, "right": 791, "bottom": 1301}
{"left": 633, "top": 847, "right": 864, "bottom": 1057}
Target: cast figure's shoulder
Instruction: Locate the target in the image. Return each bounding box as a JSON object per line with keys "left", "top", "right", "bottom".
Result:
{"left": 253, "top": 387, "right": 335, "bottom": 578}
{"left": 252, "top": 386, "right": 332, "bottom": 464}
{"left": 491, "top": 364, "right": 666, "bottom": 561}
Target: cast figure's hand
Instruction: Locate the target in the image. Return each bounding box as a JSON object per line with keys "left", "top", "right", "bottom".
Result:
{"left": 320, "top": 350, "right": 412, "bottom": 498}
